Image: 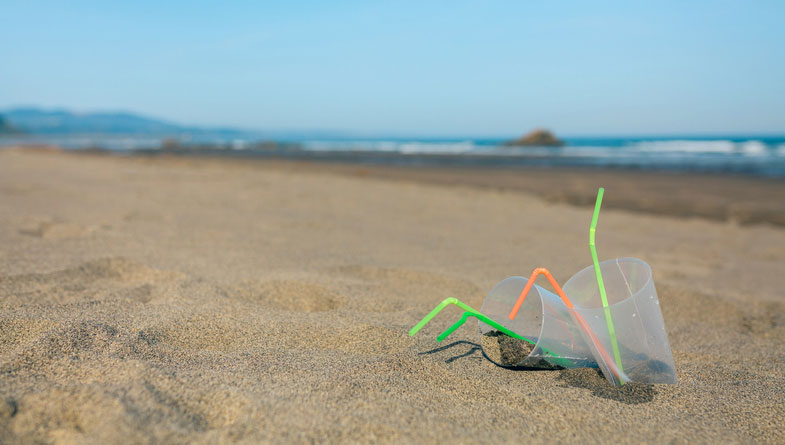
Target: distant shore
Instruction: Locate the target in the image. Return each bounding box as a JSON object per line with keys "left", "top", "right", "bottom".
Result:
{"left": 3, "top": 131, "right": 785, "bottom": 177}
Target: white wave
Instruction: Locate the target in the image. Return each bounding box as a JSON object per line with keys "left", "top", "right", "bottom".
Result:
{"left": 740, "top": 140, "right": 767, "bottom": 156}
{"left": 560, "top": 146, "right": 617, "bottom": 157}
{"left": 399, "top": 141, "right": 475, "bottom": 154}
{"left": 305, "top": 141, "right": 405, "bottom": 152}
{"left": 304, "top": 140, "right": 477, "bottom": 154}
{"left": 489, "top": 146, "right": 555, "bottom": 156}
{"left": 631, "top": 140, "right": 737, "bottom": 154}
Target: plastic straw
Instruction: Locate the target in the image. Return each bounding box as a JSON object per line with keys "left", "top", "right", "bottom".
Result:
{"left": 409, "top": 297, "right": 579, "bottom": 368}
{"left": 409, "top": 298, "right": 529, "bottom": 341}
{"left": 508, "top": 267, "right": 574, "bottom": 319}
{"left": 437, "top": 311, "right": 534, "bottom": 344}
{"left": 505, "top": 267, "right": 624, "bottom": 381}
{"left": 590, "top": 187, "right": 625, "bottom": 376}
{"left": 408, "top": 297, "right": 477, "bottom": 337}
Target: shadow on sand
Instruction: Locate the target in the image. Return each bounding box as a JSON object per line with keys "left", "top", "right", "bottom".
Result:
{"left": 419, "top": 341, "right": 554, "bottom": 370}
{"left": 556, "top": 367, "right": 657, "bottom": 404}
{"left": 419, "top": 341, "right": 656, "bottom": 404}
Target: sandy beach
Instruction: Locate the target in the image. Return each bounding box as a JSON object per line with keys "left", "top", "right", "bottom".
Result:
{"left": 1, "top": 148, "right": 784, "bottom": 443}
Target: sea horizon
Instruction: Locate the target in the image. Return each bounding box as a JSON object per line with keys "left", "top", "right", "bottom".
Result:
{"left": 3, "top": 132, "right": 785, "bottom": 178}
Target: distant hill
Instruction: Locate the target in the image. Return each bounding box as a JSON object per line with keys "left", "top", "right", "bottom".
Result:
{"left": 0, "top": 107, "right": 256, "bottom": 138}
{"left": 0, "top": 114, "right": 22, "bottom": 134}
{"left": 0, "top": 107, "right": 352, "bottom": 142}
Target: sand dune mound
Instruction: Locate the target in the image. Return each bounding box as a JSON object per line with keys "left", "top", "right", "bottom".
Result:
{"left": 233, "top": 280, "right": 347, "bottom": 312}
{"left": 138, "top": 313, "right": 264, "bottom": 352}
{"left": 19, "top": 220, "right": 95, "bottom": 239}
{"left": 0, "top": 257, "right": 182, "bottom": 304}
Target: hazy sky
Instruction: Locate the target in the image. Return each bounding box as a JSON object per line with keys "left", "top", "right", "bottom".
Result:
{"left": 2, "top": 1, "right": 784, "bottom": 136}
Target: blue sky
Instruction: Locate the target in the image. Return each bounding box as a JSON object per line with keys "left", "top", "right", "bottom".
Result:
{"left": 1, "top": 1, "right": 784, "bottom": 136}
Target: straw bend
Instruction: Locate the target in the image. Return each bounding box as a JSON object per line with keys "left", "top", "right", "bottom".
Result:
{"left": 408, "top": 297, "right": 480, "bottom": 337}
{"left": 504, "top": 265, "right": 624, "bottom": 381}
{"left": 437, "top": 311, "right": 531, "bottom": 343}
{"left": 507, "top": 267, "right": 573, "bottom": 321}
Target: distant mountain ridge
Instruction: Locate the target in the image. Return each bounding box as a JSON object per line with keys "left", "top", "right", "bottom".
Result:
{"left": 0, "top": 114, "right": 21, "bottom": 134}
{"left": 0, "top": 107, "right": 257, "bottom": 138}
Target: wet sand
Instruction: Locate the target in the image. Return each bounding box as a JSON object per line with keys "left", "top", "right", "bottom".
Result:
{"left": 1, "top": 148, "right": 784, "bottom": 443}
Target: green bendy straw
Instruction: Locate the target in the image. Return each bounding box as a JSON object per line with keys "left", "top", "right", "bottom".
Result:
{"left": 436, "top": 309, "right": 531, "bottom": 343}
{"left": 590, "top": 187, "right": 624, "bottom": 376}
{"left": 409, "top": 298, "right": 576, "bottom": 368}
{"left": 408, "top": 298, "right": 529, "bottom": 341}
{"left": 408, "top": 297, "right": 476, "bottom": 337}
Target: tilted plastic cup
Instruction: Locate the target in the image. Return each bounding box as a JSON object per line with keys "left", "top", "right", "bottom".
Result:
{"left": 563, "top": 258, "right": 677, "bottom": 385}
{"left": 478, "top": 276, "right": 596, "bottom": 369}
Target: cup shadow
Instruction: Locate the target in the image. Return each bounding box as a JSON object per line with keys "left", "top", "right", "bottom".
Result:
{"left": 418, "top": 340, "right": 484, "bottom": 363}
{"left": 419, "top": 341, "right": 555, "bottom": 370}
{"left": 419, "top": 342, "right": 657, "bottom": 404}
{"left": 556, "top": 368, "right": 657, "bottom": 404}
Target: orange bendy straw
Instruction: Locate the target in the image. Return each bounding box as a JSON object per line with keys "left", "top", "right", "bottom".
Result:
{"left": 508, "top": 267, "right": 573, "bottom": 318}
{"left": 506, "top": 267, "right": 622, "bottom": 380}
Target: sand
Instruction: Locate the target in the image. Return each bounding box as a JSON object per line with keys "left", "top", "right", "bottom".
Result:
{"left": 479, "top": 331, "right": 541, "bottom": 368}
{"left": 0, "top": 148, "right": 784, "bottom": 443}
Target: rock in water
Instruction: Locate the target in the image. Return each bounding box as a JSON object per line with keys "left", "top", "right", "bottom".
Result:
{"left": 504, "top": 129, "right": 564, "bottom": 147}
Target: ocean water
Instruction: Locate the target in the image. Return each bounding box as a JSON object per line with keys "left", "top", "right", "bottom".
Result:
{"left": 300, "top": 136, "right": 785, "bottom": 176}
{"left": 2, "top": 134, "right": 785, "bottom": 177}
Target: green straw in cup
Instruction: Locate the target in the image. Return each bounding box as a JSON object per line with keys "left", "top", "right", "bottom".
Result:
{"left": 590, "top": 187, "right": 624, "bottom": 376}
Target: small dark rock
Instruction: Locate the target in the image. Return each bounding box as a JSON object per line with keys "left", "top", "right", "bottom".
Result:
{"left": 504, "top": 129, "right": 564, "bottom": 147}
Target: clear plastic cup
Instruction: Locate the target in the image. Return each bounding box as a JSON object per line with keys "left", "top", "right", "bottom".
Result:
{"left": 479, "top": 277, "right": 596, "bottom": 369}
{"left": 563, "top": 258, "right": 677, "bottom": 385}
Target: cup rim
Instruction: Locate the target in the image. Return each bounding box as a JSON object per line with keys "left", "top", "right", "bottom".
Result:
{"left": 563, "top": 257, "right": 653, "bottom": 309}
{"left": 478, "top": 276, "right": 551, "bottom": 364}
